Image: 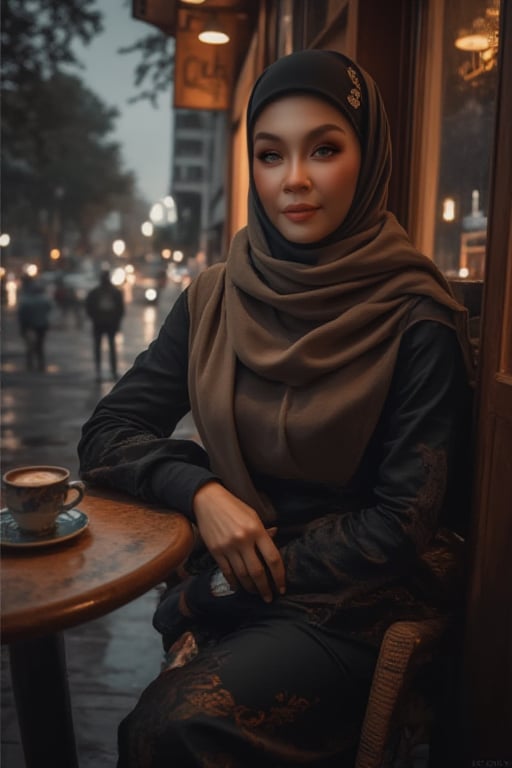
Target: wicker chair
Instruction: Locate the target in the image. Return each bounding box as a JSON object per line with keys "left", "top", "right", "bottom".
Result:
{"left": 354, "top": 617, "right": 450, "bottom": 768}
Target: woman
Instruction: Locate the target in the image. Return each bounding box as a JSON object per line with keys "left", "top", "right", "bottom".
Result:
{"left": 78, "top": 50, "right": 473, "bottom": 767}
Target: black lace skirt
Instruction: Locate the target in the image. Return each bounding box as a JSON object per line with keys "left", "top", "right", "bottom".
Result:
{"left": 117, "top": 601, "right": 377, "bottom": 768}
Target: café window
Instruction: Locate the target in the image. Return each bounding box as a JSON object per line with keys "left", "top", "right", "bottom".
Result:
{"left": 414, "top": 0, "right": 500, "bottom": 283}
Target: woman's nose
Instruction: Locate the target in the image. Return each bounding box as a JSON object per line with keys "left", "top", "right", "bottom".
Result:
{"left": 283, "top": 159, "right": 312, "bottom": 191}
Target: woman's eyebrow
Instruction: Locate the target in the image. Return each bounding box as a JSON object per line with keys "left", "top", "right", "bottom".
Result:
{"left": 253, "top": 123, "right": 347, "bottom": 143}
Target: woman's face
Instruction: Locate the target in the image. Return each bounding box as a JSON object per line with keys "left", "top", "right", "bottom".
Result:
{"left": 252, "top": 94, "right": 361, "bottom": 244}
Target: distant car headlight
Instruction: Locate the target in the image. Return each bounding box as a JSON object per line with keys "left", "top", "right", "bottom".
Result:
{"left": 111, "top": 267, "right": 126, "bottom": 286}
{"left": 144, "top": 288, "right": 158, "bottom": 302}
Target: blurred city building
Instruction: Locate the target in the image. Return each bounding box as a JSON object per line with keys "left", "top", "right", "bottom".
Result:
{"left": 170, "top": 109, "right": 228, "bottom": 264}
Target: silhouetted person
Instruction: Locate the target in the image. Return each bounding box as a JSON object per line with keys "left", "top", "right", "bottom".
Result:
{"left": 54, "top": 276, "right": 82, "bottom": 328}
{"left": 17, "top": 275, "right": 53, "bottom": 372}
{"left": 85, "top": 269, "right": 124, "bottom": 381}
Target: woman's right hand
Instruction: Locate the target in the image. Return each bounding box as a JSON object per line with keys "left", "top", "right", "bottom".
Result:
{"left": 192, "top": 481, "right": 286, "bottom": 603}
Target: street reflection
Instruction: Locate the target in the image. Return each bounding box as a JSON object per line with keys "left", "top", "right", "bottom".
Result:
{"left": 143, "top": 306, "right": 157, "bottom": 344}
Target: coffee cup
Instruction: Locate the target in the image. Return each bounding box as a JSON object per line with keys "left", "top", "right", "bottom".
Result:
{"left": 2, "top": 465, "right": 86, "bottom": 534}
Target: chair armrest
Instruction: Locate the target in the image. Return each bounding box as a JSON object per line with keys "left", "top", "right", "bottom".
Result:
{"left": 355, "top": 618, "right": 448, "bottom": 768}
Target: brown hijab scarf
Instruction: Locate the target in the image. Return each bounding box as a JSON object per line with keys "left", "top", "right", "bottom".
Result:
{"left": 187, "top": 50, "right": 473, "bottom": 524}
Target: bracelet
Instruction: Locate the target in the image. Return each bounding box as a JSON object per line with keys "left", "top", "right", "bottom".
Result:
{"left": 210, "top": 569, "right": 236, "bottom": 597}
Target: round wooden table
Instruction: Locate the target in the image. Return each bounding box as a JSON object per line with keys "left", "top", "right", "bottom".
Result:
{"left": 1, "top": 488, "right": 194, "bottom": 768}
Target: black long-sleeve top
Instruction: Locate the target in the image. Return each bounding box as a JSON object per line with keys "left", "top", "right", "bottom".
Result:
{"left": 78, "top": 290, "right": 472, "bottom": 636}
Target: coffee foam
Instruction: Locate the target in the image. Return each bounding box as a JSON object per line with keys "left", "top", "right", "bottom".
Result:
{"left": 10, "top": 470, "right": 65, "bottom": 487}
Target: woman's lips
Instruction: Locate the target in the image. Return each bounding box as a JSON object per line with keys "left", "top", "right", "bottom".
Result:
{"left": 282, "top": 205, "right": 319, "bottom": 222}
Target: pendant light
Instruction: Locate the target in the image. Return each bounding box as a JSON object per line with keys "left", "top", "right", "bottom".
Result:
{"left": 198, "top": 15, "right": 230, "bottom": 45}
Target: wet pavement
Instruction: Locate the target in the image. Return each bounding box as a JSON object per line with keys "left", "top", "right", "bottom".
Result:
{"left": 1, "top": 280, "right": 194, "bottom": 476}
{"left": 1, "top": 282, "right": 196, "bottom": 767}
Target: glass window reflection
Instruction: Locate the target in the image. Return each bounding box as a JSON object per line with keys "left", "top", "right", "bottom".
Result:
{"left": 433, "top": 0, "right": 499, "bottom": 281}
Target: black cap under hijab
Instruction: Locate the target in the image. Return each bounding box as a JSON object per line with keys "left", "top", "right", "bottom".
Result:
{"left": 246, "top": 50, "right": 385, "bottom": 264}
{"left": 247, "top": 50, "right": 367, "bottom": 146}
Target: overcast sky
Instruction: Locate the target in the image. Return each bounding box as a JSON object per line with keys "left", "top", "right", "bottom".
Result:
{"left": 72, "top": 0, "right": 173, "bottom": 206}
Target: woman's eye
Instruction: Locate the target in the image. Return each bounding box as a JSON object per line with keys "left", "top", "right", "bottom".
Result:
{"left": 313, "top": 145, "right": 339, "bottom": 158}
{"left": 257, "top": 150, "right": 281, "bottom": 164}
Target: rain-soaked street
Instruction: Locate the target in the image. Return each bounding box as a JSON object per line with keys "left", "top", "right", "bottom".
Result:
{"left": 1, "top": 281, "right": 196, "bottom": 767}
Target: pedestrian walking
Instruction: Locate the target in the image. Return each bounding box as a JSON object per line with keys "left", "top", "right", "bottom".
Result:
{"left": 54, "top": 276, "right": 82, "bottom": 329}
{"left": 85, "top": 269, "right": 124, "bottom": 381}
{"left": 78, "top": 50, "right": 474, "bottom": 767}
{"left": 17, "top": 274, "right": 53, "bottom": 372}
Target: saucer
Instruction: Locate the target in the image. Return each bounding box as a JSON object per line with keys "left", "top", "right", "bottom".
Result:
{"left": 0, "top": 508, "right": 89, "bottom": 549}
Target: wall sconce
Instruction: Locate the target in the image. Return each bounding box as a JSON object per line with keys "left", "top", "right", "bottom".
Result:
{"left": 181, "top": 0, "right": 206, "bottom": 4}
{"left": 454, "top": 3, "right": 500, "bottom": 81}
{"left": 198, "top": 15, "right": 230, "bottom": 44}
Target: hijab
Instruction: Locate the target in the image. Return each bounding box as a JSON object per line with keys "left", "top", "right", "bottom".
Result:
{"left": 246, "top": 49, "right": 385, "bottom": 264}
{"left": 187, "top": 50, "right": 473, "bottom": 523}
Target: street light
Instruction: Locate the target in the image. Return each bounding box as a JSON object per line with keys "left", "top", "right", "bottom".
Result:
{"left": 163, "top": 196, "right": 176, "bottom": 210}
{"left": 149, "top": 203, "right": 165, "bottom": 224}
{"left": 0, "top": 233, "right": 11, "bottom": 248}
{"left": 141, "top": 221, "right": 154, "bottom": 237}
{"left": 112, "top": 239, "right": 126, "bottom": 257}
{"left": 149, "top": 196, "right": 178, "bottom": 226}
{"left": 24, "top": 264, "right": 39, "bottom": 277}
